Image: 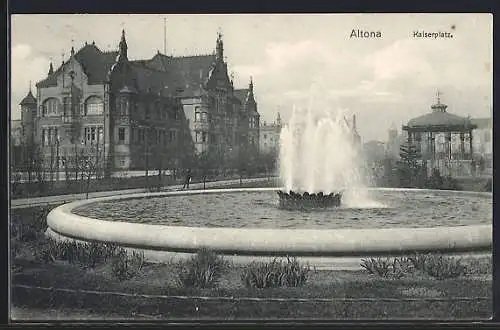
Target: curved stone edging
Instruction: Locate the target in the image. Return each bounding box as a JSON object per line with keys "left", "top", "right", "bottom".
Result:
{"left": 46, "top": 188, "right": 492, "bottom": 257}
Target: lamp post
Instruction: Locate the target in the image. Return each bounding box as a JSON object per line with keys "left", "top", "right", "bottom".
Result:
{"left": 56, "top": 136, "right": 60, "bottom": 181}
{"left": 131, "top": 119, "right": 149, "bottom": 189}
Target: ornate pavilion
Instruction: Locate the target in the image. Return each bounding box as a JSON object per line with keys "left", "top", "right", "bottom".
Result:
{"left": 402, "top": 92, "right": 477, "bottom": 177}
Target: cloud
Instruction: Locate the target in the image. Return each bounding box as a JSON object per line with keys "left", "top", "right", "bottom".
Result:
{"left": 11, "top": 44, "right": 49, "bottom": 119}
{"left": 362, "top": 39, "right": 436, "bottom": 83}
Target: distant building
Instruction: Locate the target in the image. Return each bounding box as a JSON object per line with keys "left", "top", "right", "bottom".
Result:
{"left": 259, "top": 113, "right": 282, "bottom": 154}
{"left": 11, "top": 120, "right": 22, "bottom": 147}
{"left": 385, "top": 123, "right": 404, "bottom": 160}
{"left": 362, "top": 140, "right": 386, "bottom": 163}
{"left": 21, "top": 30, "right": 261, "bottom": 176}
{"left": 470, "top": 117, "right": 492, "bottom": 175}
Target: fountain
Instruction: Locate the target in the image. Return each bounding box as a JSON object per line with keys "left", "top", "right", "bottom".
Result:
{"left": 45, "top": 97, "right": 492, "bottom": 269}
{"left": 277, "top": 105, "right": 364, "bottom": 210}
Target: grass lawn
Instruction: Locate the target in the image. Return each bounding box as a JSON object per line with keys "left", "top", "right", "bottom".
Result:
{"left": 11, "top": 235, "right": 492, "bottom": 320}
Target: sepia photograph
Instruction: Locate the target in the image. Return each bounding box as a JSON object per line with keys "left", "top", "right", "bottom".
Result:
{"left": 9, "top": 13, "right": 492, "bottom": 321}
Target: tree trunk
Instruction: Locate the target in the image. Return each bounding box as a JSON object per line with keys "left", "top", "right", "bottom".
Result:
{"left": 86, "top": 174, "right": 91, "bottom": 199}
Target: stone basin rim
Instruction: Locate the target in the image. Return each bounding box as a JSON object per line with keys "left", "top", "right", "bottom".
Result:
{"left": 45, "top": 187, "right": 492, "bottom": 256}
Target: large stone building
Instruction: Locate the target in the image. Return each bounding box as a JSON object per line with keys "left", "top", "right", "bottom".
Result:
{"left": 20, "top": 30, "right": 260, "bottom": 176}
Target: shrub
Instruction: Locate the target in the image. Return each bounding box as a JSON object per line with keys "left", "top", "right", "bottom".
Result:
{"left": 10, "top": 206, "right": 52, "bottom": 243}
{"left": 241, "top": 257, "right": 310, "bottom": 289}
{"left": 464, "top": 257, "right": 492, "bottom": 275}
{"left": 405, "top": 253, "right": 467, "bottom": 279}
{"left": 360, "top": 257, "right": 412, "bottom": 279}
{"left": 417, "top": 254, "right": 466, "bottom": 280}
{"left": 33, "top": 205, "right": 52, "bottom": 231}
{"left": 424, "top": 169, "right": 462, "bottom": 191}
{"left": 408, "top": 253, "right": 429, "bottom": 272}
{"left": 111, "top": 249, "right": 145, "bottom": 281}
{"left": 177, "top": 248, "right": 228, "bottom": 288}
{"left": 36, "top": 238, "right": 119, "bottom": 269}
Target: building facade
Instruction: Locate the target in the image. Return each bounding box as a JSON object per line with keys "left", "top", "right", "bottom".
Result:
{"left": 470, "top": 117, "right": 493, "bottom": 175}
{"left": 21, "top": 30, "right": 260, "bottom": 176}
{"left": 385, "top": 123, "right": 405, "bottom": 160}
{"left": 259, "top": 113, "right": 282, "bottom": 155}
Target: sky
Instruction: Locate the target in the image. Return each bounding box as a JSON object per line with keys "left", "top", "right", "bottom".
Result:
{"left": 11, "top": 14, "right": 492, "bottom": 142}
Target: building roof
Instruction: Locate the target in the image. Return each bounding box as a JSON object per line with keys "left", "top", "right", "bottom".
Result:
{"left": 35, "top": 35, "right": 259, "bottom": 106}
{"left": 76, "top": 45, "right": 119, "bottom": 84}
{"left": 19, "top": 90, "right": 36, "bottom": 105}
{"left": 141, "top": 53, "right": 217, "bottom": 95}
{"left": 406, "top": 97, "right": 476, "bottom": 130}
{"left": 36, "top": 44, "right": 118, "bottom": 88}
{"left": 128, "top": 62, "right": 169, "bottom": 95}
{"left": 407, "top": 111, "right": 473, "bottom": 128}
{"left": 234, "top": 89, "right": 249, "bottom": 104}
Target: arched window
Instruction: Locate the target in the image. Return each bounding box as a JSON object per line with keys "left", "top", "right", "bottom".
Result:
{"left": 85, "top": 96, "right": 104, "bottom": 115}
{"left": 42, "top": 98, "right": 59, "bottom": 117}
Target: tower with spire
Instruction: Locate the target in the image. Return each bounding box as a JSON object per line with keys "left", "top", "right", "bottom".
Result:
{"left": 117, "top": 29, "right": 128, "bottom": 63}
{"left": 48, "top": 62, "right": 54, "bottom": 76}
{"left": 215, "top": 30, "right": 224, "bottom": 62}
{"left": 431, "top": 90, "right": 448, "bottom": 113}
{"left": 245, "top": 77, "right": 256, "bottom": 107}
{"left": 351, "top": 114, "right": 361, "bottom": 147}
{"left": 19, "top": 82, "right": 37, "bottom": 143}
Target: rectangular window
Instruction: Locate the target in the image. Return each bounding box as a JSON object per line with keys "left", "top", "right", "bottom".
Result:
{"left": 54, "top": 128, "right": 59, "bottom": 144}
{"left": 131, "top": 128, "right": 136, "bottom": 144}
{"left": 196, "top": 131, "right": 201, "bottom": 143}
{"left": 48, "top": 128, "right": 53, "bottom": 145}
{"left": 118, "top": 128, "right": 125, "bottom": 142}
{"left": 202, "top": 132, "right": 207, "bottom": 143}
{"left": 162, "top": 130, "right": 167, "bottom": 145}
{"left": 98, "top": 127, "right": 103, "bottom": 143}
{"left": 152, "top": 129, "right": 157, "bottom": 145}
{"left": 41, "top": 129, "right": 46, "bottom": 146}
{"left": 169, "top": 130, "right": 177, "bottom": 142}
{"left": 139, "top": 128, "right": 144, "bottom": 143}
{"left": 119, "top": 99, "right": 128, "bottom": 116}
{"left": 91, "top": 127, "right": 96, "bottom": 142}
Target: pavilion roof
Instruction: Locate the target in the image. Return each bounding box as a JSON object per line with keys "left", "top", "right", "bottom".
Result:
{"left": 404, "top": 96, "right": 477, "bottom": 132}
{"left": 407, "top": 111, "right": 474, "bottom": 128}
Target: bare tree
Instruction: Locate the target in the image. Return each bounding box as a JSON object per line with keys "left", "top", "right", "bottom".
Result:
{"left": 78, "top": 146, "right": 102, "bottom": 199}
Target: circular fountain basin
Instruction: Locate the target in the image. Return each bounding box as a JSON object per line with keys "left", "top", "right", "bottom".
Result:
{"left": 46, "top": 187, "right": 492, "bottom": 268}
